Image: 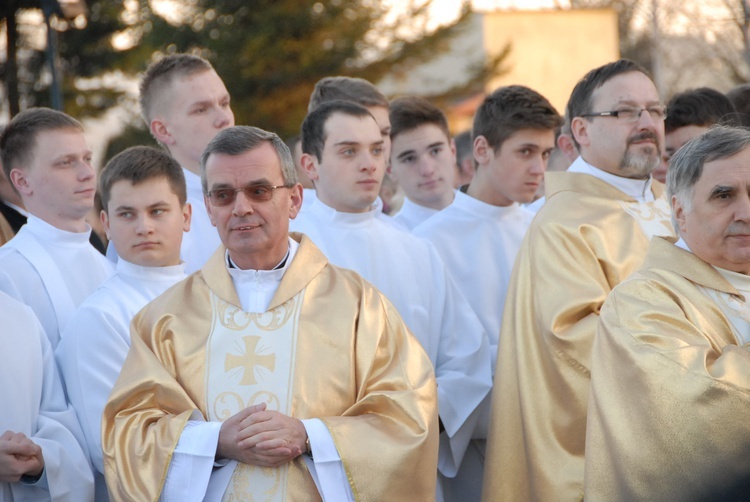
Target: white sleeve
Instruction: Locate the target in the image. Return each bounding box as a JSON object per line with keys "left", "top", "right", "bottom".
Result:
{"left": 427, "top": 246, "right": 492, "bottom": 477}
{"left": 161, "top": 418, "right": 353, "bottom": 502}
{"left": 56, "top": 306, "right": 130, "bottom": 475}
{"left": 20, "top": 312, "right": 94, "bottom": 501}
{"left": 301, "top": 418, "right": 354, "bottom": 502}
{"left": 160, "top": 418, "right": 222, "bottom": 502}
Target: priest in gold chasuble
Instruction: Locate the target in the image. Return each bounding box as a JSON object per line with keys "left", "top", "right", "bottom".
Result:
{"left": 102, "top": 126, "right": 438, "bottom": 502}
{"left": 483, "top": 60, "right": 675, "bottom": 502}
{"left": 586, "top": 126, "right": 750, "bottom": 500}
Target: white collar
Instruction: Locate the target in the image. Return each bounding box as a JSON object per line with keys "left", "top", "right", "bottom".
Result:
{"left": 225, "top": 237, "right": 299, "bottom": 273}
{"left": 115, "top": 258, "right": 186, "bottom": 282}
{"left": 398, "top": 197, "right": 441, "bottom": 219}
{"left": 715, "top": 266, "right": 750, "bottom": 292}
{"left": 25, "top": 215, "right": 92, "bottom": 247}
{"left": 309, "top": 197, "right": 380, "bottom": 226}
{"left": 456, "top": 190, "right": 524, "bottom": 219}
{"left": 676, "top": 237, "right": 750, "bottom": 288}
{"left": 569, "top": 156, "right": 654, "bottom": 202}
{"left": 225, "top": 237, "right": 299, "bottom": 313}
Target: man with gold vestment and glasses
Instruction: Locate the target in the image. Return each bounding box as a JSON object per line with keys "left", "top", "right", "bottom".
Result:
{"left": 586, "top": 125, "right": 750, "bottom": 500}
{"left": 482, "top": 59, "right": 676, "bottom": 501}
{"left": 102, "top": 126, "right": 438, "bottom": 501}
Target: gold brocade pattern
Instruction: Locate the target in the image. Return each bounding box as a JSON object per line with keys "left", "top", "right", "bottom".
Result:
{"left": 483, "top": 173, "right": 675, "bottom": 502}
{"left": 102, "top": 235, "right": 438, "bottom": 502}
{"left": 0, "top": 213, "right": 14, "bottom": 246}
{"left": 617, "top": 197, "right": 674, "bottom": 239}
{"left": 586, "top": 237, "right": 750, "bottom": 500}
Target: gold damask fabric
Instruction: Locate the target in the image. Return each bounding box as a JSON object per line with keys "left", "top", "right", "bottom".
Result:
{"left": 482, "top": 173, "right": 675, "bottom": 502}
{"left": 0, "top": 213, "right": 13, "bottom": 246}
{"left": 586, "top": 237, "right": 750, "bottom": 500}
{"left": 102, "top": 233, "right": 438, "bottom": 501}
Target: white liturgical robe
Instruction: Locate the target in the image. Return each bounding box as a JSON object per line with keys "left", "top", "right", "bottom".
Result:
{"left": 415, "top": 191, "right": 533, "bottom": 371}
{"left": 415, "top": 191, "right": 533, "bottom": 499}
{"left": 393, "top": 197, "right": 441, "bottom": 231}
{"left": 290, "top": 198, "right": 492, "bottom": 479}
{"left": 0, "top": 291, "right": 94, "bottom": 502}
{"left": 0, "top": 216, "right": 113, "bottom": 348}
{"left": 56, "top": 259, "right": 187, "bottom": 487}
{"left": 181, "top": 168, "right": 222, "bottom": 273}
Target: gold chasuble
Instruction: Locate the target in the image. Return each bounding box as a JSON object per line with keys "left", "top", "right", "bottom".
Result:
{"left": 103, "top": 234, "right": 438, "bottom": 501}
{"left": 482, "top": 173, "right": 675, "bottom": 502}
{"left": 0, "top": 213, "right": 13, "bottom": 246}
{"left": 586, "top": 237, "right": 750, "bottom": 501}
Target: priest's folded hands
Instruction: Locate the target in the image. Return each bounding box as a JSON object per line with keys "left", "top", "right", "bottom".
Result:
{"left": 217, "top": 402, "right": 308, "bottom": 467}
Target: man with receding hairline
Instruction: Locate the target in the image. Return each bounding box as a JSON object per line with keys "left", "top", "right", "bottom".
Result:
{"left": 587, "top": 125, "right": 750, "bottom": 500}
{"left": 102, "top": 125, "right": 438, "bottom": 501}
{"left": 139, "top": 53, "right": 234, "bottom": 272}
{"left": 483, "top": 60, "right": 676, "bottom": 501}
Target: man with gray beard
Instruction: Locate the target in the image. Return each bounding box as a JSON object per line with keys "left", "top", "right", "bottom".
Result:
{"left": 483, "top": 59, "right": 676, "bottom": 501}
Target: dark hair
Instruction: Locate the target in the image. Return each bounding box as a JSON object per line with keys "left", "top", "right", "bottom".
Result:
{"left": 566, "top": 59, "right": 651, "bottom": 149}
{"left": 139, "top": 54, "right": 214, "bottom": 124}
{"left": 472, "top": 85, "right": 562, "bottom": 153}
{"left": 99, "top": 146, "right": 187, "bottom": 211}
{"left": 726, "top": 83, "right": 750, "bottom": 128}
{"left": 308, "top": 76, "right": 388, "bottom": 112}
{"left": 665, "top": 87, "right": 738, "bottom": 133}
{"left": 0, "top": 107, "right": 83, "bottom": 181}
{"left": 200, "top": 126, "right": 297, "bottom": 193}
{"left": 284, "top": 134, "right": 300, "bottom": 152}
{"left": 389, "top": 96, "right": 451, "bottom": 141}
{"left": 454, "top": 130, "right": 473, "bottom": 165}
{"left": 301, "top": 100, "right": 374, "bottom": 162}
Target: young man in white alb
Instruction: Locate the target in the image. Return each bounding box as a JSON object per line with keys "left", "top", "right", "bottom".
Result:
{"left": 292, "top": 100, "right": 492, "bottom": 500}
{"left": 56, "top": 146, "right": 190, "bottom": 500}
{"left": 389, "top": 97, "right": 456, "bottom": 230}
{"left": 139, "top": 53, "right": 233, "bottom": 272}
{"left": 414, "top": 85, "right": 562, "bottom": 500}
{"left": 0, "top": 108, "right": 113, "bottom": 348}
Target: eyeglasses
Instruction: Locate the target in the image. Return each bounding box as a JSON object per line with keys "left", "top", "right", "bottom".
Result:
{"left": 580, "top": 105, "right": 668, "bottom": 123}
{"left": 207, "top": 184, "right": 293, "bottom": 206}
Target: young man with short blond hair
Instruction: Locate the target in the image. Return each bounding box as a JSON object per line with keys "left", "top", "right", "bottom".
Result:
{"left": 139, "top": 53, "right": 233, "bottom": 272}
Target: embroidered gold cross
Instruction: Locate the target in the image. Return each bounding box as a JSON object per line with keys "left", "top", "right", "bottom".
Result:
{"left": 224, "top": 336, "right": 276, "bottom": 385}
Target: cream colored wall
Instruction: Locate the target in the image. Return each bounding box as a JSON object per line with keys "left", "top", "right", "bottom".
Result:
{"left": 377, "top": 9, "right": 620, "bottom": 133}
{"left": 482, "top": 9, "right": 619, "bottom": 115}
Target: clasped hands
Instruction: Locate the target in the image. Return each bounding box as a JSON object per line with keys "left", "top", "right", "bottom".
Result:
{"left": 216, "top": 403, "right": 308, "bottom": 468}
{"left": 0, "top": 430, "right": 44, "bottom": 483}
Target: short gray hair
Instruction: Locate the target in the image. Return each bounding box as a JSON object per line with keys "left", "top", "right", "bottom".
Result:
{"left": 667, "top": 125, "right": 750, "bottom": 232}
{"left": 199, "top": 126, "right": 298, "bottom": 194}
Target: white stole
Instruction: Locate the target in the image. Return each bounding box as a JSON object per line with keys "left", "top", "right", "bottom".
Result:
{"left": 3, "top": 231, "right": 75, "bottom": 331}
{"left": 205, "top": 290, "right": 305, "bottom": 501}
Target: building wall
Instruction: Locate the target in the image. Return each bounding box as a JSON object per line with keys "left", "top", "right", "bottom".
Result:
{"left": 378, "top": 9, "right": 620, "bottom": 133}
{"left": 483, "top": 8, "right": 619, "bottom": 116}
